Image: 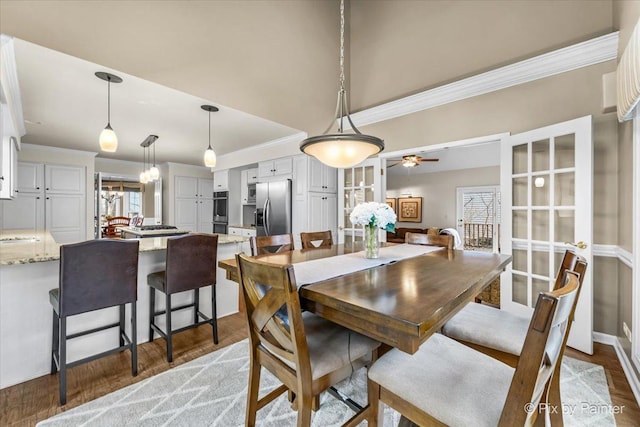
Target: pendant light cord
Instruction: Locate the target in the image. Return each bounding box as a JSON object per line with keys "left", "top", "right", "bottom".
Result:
{"left": 107, "top": 77, "right": 111, "bottom": 125}
{"left": 323, "top": 0, "right": 362, "bottom": 136}
{"left": 208, "top": 111, "right": 212, "bottom": 150}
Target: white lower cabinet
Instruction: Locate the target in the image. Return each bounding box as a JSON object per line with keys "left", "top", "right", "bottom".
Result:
{"left": 308, "top": 193, "right": 337, "bottom": 236}
{"left": 228, "top": 226, "right": 256, "bottom": 237}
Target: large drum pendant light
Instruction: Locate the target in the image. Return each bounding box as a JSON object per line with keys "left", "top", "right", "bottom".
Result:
{"left": 95, "top": 72, "right": 122, "bottom": 153}
{"left": 201, "top": 105, "right": 219, "bottom": 168}
{"left": 299, "top": 0, "right": 383, "bottom": 168}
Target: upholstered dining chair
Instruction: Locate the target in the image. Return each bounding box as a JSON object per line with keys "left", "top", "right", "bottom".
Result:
{"left": 300, "top": 230, "right": 333, "bottom": 249}
{"left": 367, "top": 271, "right": 582, "bottom": 427}
{"left": 103, "top": 216, "right": 131, "bottom": 238}
{"left": 404, "top": 231, "right": 453, "bottom": 250}
{"left": 49, "top": 239, "right": 139, "bottom": 405}
{"left": 148, "top": 233, "right": 219, "bottom": 362}
{"left": 441, "top": 250, "right": 587, "bottom": 426}
{"left": 249, "top": 233, "right": 294, "bottom": 255}
{"left": 235, "top": 253, "right": 380, "bottom": 427}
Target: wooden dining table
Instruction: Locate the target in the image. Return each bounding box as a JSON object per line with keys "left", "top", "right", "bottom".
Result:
{"left": 219, "top": 244, "right": 512, "bottom": 355}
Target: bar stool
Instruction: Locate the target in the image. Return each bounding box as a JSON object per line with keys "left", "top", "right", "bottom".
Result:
{"left": 49, "top": 239, "right": 140, "bottom": 405}
{"left": 148, "top": 233, "right": 219, "bottom": 362}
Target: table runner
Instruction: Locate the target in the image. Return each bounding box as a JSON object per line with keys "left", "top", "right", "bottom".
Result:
{"left": 292, "top": 243, "right": 444, "bottom": 288}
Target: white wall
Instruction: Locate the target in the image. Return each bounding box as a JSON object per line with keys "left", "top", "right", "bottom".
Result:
{"left": 387, "top": 166, "right": 499, "bottom": 229}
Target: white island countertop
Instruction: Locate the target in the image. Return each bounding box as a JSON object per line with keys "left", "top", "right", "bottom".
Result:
{"left": 0, "top": 230, "right": 248, "bottom": 266}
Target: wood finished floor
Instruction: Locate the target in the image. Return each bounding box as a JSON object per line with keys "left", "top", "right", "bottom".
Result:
{"left": 1, "top": 312, "right": 639, "bottom": 426}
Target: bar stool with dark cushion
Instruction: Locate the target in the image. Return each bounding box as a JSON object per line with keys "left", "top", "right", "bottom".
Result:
{"left": 49, "top": 239, "right": 140, "bottom": 405}
{"left": 148, "top": 233, "right": 219, "bottom": 362}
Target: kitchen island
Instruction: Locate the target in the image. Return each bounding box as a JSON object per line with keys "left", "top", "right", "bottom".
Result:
{"left": 0, "top": 230, "right": 249, "bottom": 389}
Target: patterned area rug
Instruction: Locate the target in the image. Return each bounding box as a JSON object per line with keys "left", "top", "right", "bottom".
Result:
{"left": 38, "top": 339, "right": 616, "bottom": 426}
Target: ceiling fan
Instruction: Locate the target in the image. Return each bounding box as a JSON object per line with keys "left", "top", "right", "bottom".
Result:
{"left": 387, "top": 155, "right": 439, "bottom": 168}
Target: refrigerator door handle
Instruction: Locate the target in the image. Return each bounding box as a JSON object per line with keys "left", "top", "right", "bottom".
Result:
{"left": 264, "top": 198, "right": 270, "bottom": 235}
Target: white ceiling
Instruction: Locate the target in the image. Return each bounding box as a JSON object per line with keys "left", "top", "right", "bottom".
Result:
{"left": 386, "top": 142, "right": 501, "bottom": 175}
{"left": 13, "top": 38, "right": 302, "bottom": 166}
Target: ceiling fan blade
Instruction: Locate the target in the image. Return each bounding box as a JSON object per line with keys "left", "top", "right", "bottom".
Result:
{"left": 387, "top": 162, "right": 402, "bottom": 168}
{"left": 417, "top": 158, "right": 439, "bottom": 162}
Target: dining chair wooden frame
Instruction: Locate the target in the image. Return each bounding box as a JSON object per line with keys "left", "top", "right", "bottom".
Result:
{"left": 404, "top": 232, "right": 453, "bottom": 250}
{"left": 442, "top": 250, "right": 587, "bottom": 426}
{"left": 368, "top": 271, "right": 582, "bottom": 427}
{"left": 249, "top": 233, "right": 294, "bottom": 256}
{"left": 300, "top": 231, "right": 333, "bottom": 249}
{"left": 235, "top": 253, "right": 379, "bottom": 427}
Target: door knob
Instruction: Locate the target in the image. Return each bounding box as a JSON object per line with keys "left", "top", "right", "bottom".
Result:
{"left": 565, "top": 241, "right": 588, "bottom": 249}
{"left": 338, "top": 226, "right": 344, "bottom": 230}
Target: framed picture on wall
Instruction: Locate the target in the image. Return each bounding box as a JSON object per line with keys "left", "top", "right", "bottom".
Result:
{"left": 386, "top": 198, "right": 397, "bottom": 213}
{"left": 398, "top": 197, "right": 422, "bottom": 222}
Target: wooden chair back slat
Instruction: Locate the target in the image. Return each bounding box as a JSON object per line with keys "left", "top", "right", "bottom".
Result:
{"left": 300, "top": 231, "right": 333, "bottom": 249}
{"left": 236, "top": 253, "right": 309, "bottom": 369}
{"left": 250, "top": 234, "right": 294, "bottom": 255}
{"left": 500, "top": 271, "right": 580, "bottom": 426}
{"left": 405, "top": 232, "right": 453, "bottom": 250}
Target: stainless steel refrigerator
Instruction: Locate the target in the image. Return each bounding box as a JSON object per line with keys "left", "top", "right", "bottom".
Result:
{"left": 255, "top": 179, "right": 292, "bottom": 236}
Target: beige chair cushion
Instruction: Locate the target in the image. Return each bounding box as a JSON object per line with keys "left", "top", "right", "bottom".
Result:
{"left": 441, "top": 302, "right": 530, "bottom": 356}
{"left": 288, "top": 312, "right": 380, "bottom": 380}
{"left": 368, "top": 333, "right": 514, "bottom": 427}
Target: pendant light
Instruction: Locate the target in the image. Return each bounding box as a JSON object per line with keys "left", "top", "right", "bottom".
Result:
{"left": 149, "top": 143, "right": 160, "bottom": 180}
{"left": 141, "top": 135, "right": 160, "bottom": 181}
{"left": 95, "top": 72, "right": 123, "bottom": 153}
{"left": 299, "top": 0, "right": 383, "bottom": 168}
{"left": 201, "top": 105, "right": 219, "bottom": 167}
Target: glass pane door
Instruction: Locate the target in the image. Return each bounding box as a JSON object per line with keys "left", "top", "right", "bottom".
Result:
{"left": 338, "top": 158, "right": 383, "bottom": 244}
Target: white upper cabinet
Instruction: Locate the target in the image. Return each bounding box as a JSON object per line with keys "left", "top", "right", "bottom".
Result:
{"left": 45, "top": 164, "right": 83, "bottom": 194}
{"left": 198, "top": 178, "right": 214, "bottom": 198}
{"left": 175, "top": 176, "right": 198, "bottom": 199}
{"left": 214, "top": 170, "right": 229, "bottom": 191}
{"left": 246, "top": 168, "right": 258, "bottom": 184}
{"left": 0, "top": 136, "right": 18, "bottom": 199}
{"left": 308, "top": 157, "right": 337, "bottom": 193}
{"left": 258, "top": 158, "right": 292, "bottom": 178}
{"left": 16, "top": 162, "right": 43, "bottom": 193}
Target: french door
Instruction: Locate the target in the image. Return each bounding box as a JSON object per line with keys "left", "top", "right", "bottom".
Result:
{"left": 337, "top": 158, "right": 384, "bottom": 244}
{"left": 501, "top": 116, "right": 593, "bottom": 354}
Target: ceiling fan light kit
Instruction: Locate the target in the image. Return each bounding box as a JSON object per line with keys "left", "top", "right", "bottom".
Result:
{"left": 388, "top": 155, "right": 440, "bottom": 168}
{"left": 300, "top": 0, "right": 384, "bottom": 169}
{"left": 95, "top": 71, "right": 122, "bottom": 153}
{"left": 201, "top": 105, "right": 219, "bottom": 168}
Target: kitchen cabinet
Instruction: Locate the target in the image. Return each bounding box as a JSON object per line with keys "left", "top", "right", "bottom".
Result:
{"left": 1, "top": 162, "right": 85, "bottom": 243}
{"left": 0, "top": 136, "right": 18, "bottom": 199}
{"left": 258, "top": 158, "right": 292, "bottom": 178}
{"left": 308, "top": 157, "right": 337, "bottom": 193}
{"left": 308, "top": 193, "right": 337, "bottom": 237}
{"left": 291, "top": 155, "right": 338, "bottom": 248}
{"left": 246, "top": 168, "right": 258, "bottom": 184}
{"left": 174, "top": 175, "right": 214, "bottom": 233}
{"left": 241, "top": 170, "right": 248, "bottom": 205}
{"left": 228, "top": 226, "right": 256, "bottom": 237}
{"left": 213, "top": 170, "right": 229, "bottom": 191}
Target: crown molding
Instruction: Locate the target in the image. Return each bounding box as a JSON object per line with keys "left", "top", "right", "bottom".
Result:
{"left": 347, "top": 32, "right": 619, "bottom": 129}
{"left": 220, "top": 131, "right": 307, "bottom": 158}
{"left": 20, "top": 142, "right": 97, "bottom": 157}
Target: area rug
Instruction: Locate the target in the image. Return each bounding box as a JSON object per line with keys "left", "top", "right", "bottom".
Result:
{"left": 38, "top": 339, "right": 616, "bottom": 426}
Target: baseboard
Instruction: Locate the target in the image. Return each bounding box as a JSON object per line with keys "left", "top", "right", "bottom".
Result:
{"left": 593, "top": 332, "right": 640, "bottom": 406}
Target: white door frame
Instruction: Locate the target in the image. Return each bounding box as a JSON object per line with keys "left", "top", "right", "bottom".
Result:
{"left": 379, "top": 133, "right": 509, "bottom": 161}
{"left": 456, "top": 185, "right": 500, "bottom": 253}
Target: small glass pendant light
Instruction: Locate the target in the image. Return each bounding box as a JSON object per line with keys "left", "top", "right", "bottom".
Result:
{"left": 201, "top": 105, "right": 219, "bottom": 168}
{"left": 95, "top": 72, "right": 123, "bottom": 153}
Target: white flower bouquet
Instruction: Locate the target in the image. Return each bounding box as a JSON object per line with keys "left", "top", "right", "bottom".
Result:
{"left": 349, "top": 202, "right": 397, "bottom": 232}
